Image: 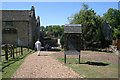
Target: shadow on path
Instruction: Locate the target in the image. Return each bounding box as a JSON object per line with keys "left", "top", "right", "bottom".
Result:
{"left": 38, "top": 55, "right": 48, "bottom": 56}
{"left": 41, "top": 48, "right": 61, "bottom": 52}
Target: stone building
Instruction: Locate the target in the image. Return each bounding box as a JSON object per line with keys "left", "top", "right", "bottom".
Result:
{"left": 1, "top": 6, "right": 40, "bottom": 49}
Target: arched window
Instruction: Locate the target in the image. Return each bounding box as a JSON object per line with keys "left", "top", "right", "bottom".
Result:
{"left": 2, "top": 28, "right": 17, "bottom": 34}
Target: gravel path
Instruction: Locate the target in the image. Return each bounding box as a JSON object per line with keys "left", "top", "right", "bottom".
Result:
{"left": 11, "top": 51, "right": 81, "bottom": 78}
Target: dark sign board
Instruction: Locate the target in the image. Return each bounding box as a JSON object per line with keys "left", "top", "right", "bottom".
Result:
{"left": 64, "top": 24, "right": 82, "bottom": 64}
{"left": 64, "top": 24, "right": 82, "bottom": 33}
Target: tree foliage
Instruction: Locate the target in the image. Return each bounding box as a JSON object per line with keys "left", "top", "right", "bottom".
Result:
{"left": 42, "top": 25, "right": 64, "bottom": 38}
{"left": 103, "top": 8, "right": 120, "bottom": 39}
{"left": 40, "top": 26, "right": 45, "bottom": 30}
{"left": 67, "top": 3, "right": 105, "bottom": 49}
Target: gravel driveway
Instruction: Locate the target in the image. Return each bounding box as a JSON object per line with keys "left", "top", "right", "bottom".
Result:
{"left": 11, "top": 51, "right": 81, "bottom": 78}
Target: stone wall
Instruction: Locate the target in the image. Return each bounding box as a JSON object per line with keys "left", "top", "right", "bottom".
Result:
{"left": 2, "top": 34, "right": 17, "bottom": 45}
{"left": 0, "top": 11, "right": 2, "bottom": 54}
{"left": 2, "top": 21, "right": 29, "bottom": 47}
{"left": 0, "top": 10, "right": 2, "bottom": 80}
{"left": 29, "top": 17, "right": 37, "bottom": 49}
{"left": 1, "top": 6, "right": 40, "bottom": 49}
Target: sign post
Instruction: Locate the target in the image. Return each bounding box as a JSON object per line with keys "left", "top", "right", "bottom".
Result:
{"left": 64, "top": 24, "right": 82, "bottom": 64}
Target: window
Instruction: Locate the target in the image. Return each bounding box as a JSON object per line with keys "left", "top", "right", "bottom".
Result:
{"left": 6, "top": 21, "right": 13, "bottom": 26}
{"left": 2, "top": 28, "right": 17, "bottom": 34}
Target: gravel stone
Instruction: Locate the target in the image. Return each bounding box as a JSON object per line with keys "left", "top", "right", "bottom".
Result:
{"left": 11, "top": 51, "right": 82, "bottom": 78}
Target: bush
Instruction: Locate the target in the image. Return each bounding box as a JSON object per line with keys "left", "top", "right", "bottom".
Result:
{"left": 60, "top": 34, "right": 65, "bottom": 48}
{"left": 44, "top": 37, "right": 51, "bottom": 40}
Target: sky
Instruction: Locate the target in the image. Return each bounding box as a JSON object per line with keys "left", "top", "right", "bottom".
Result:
{"left": 1, "top": 2, "right": 119, "bottom": 27}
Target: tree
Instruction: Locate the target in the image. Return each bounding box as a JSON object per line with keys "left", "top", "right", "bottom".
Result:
{"left": 60, "top": 33, "right": 65, "bottom": 48}
{"left": 113, "top": 25, "right": 120, "bottom": 39}
{"left": 44, "top": 25, "right": 64, "bottom": 38}
{"left": 82, "top": 3, "right": 89, "bottom": 11}
{"left": 103, "top": 8, "right": 120, "bottom": 39}
{"left": 68, "top": 3, "right": 104, "bottom": 49}
{"left": 40, "top": 26, "right": 45, "bottom": 31}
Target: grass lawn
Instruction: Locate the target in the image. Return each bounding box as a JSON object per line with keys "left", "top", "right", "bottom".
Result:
{"left": 1, "top": 48, "right": 35, "bottom": 79}
{"left": 57, "top": 58, "right": 118, "bottom": 78}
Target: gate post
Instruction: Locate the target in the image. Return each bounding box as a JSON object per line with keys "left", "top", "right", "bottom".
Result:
{"left": 10, "top": 46, "right": 12, "bottom": 57}
{"left": 16, "top": 46, "right": 17, "bottom": 56}
{"left": 12, "top": 45, "right": 15, "bottom": 59}
{"left": 21, "top": 46, "right": 23, "bottom": 55}
{"left": 5, "top": 44, "right": 8, "bottom": 60}
{"left": 79, "top": 54, "right": 80, "bottom": 64}
{"left": 64, "top": 54, "right": 66, "bottom": 64}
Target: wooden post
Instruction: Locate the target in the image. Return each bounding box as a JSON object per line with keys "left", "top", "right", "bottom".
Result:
{"left": 28, "top": 47, "right": 29, "bottom": 51}
{"left": 12, "top": 45, "right": 15, "bottom": 59}
{"left": 21, "top": 46, "right": 23, "bottom": 55}
{"left": 5, "top": 44, "right": 8, "bottom": 60}
{"left": 79, "top": 34, "right": 81, "bottom": 64}
{"left": 19, "top": 47, "right": 20, "bottom": 55}
{"left": 27, "top": 44, "right": 29, "bottom": 51}
{"left": 64, "top": 54, "right": 66, "bottom": 64}
{"left": 16, "top": 46, "right": 17, "bottom": 56}
{"left": 64, "top": 34, "right": 67, "bottom": 64}
{"left": 10, "top": 47, "right": 12, "bottom": 57}
{"left": 79, "top": 54, "right": 80, "bottom": 64}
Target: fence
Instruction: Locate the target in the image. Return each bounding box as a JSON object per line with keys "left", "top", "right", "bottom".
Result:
{"left": 1, "top": 44, "right": 26, "bottom": 62}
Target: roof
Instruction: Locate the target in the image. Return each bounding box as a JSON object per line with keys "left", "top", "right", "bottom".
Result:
{"left": 1, "top": 10, "right": 30, "bottom": 21}
{"left": 64, "top": 24, "right": 82, "bottom": 33}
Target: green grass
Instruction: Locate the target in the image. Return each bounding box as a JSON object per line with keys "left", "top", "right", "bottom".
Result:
{"left": 1, "top": 48, "right": 35, "bottom": 79}
{"left": 1, "top": 50, "right": 4, "bottom": 55}
{"left": 59, "top": 48, "right": 64, "bottom": 52}
{"left": 57, "top": 58, "right": 118, "bottom": 78}
{"left": 2, "top": 57, "right": 25, "bottom": 79}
